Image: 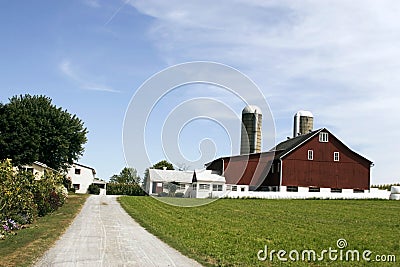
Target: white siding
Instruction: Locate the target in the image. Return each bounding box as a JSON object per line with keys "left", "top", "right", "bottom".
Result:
{"left": 67, "top": 163, "right": 96, "bottom": 194}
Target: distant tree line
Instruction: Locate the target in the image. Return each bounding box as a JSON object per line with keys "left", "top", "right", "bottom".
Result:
{"left": 371, "top": 183, "right": 400, "bottom": 191}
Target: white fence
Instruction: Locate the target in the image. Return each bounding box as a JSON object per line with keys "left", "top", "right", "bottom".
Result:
{"left": 225, "top": 187, "right": 391, "bottom": 199}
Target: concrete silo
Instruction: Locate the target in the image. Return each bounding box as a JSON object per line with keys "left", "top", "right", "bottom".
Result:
{"left": 240, "top": 105, "right": 262, "bottom": 155}
{"left": 293, "top": 110, "right": 314, "bottom": 137}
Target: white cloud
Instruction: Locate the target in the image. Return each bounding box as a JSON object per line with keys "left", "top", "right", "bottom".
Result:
{"left": 59, "top": 60, "right": 120, "bottom": 93}
{"left": 83, "top": 0, "right": 100, "bottom": 8}
{"left": 128, "top": 0, "right": 400, "bottom": 183}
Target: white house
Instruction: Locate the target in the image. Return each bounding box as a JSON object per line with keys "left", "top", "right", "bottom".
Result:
{"left": 19, "top": 161, "right": 55, "bottom": 180}
{"left": 67, "top": 163, "right": 100, "bottom": 194}
{"left": 148, "top": 169, "right": 226, "bottom": 198}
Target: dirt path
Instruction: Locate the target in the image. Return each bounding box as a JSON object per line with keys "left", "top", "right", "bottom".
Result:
{"left": 34, "top": 195, "right": 202, "bottom": 267}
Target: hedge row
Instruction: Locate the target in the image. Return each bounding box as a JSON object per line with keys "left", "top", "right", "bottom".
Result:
{"left": 106, "top": 183, "right": 146, "bottom": 196}
{"left": 371, "top": 183, "right": 400, "bottom": 191}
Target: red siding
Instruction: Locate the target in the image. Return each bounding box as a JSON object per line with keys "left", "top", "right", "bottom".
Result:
{"left": 223, "top": 153, "right": 273, "bottom": 187}
{"left": 281, "top": 130, "right": 371, "bottom": 190}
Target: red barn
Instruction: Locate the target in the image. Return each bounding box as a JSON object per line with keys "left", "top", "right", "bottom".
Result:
{"left": 206, "top": 128, "right": 372, "bottom": 191}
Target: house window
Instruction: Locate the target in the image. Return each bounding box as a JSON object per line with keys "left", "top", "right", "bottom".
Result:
{"left": 25, "top": 168, "right": 34, "bottom": 173}
{"left": 73, "top": 184, "right": 80, "bottom": 190}
{"left": 232, "top": 186, "right": 237, "bottom": 191}
{"left": 334, "top": 152, "right": 340, "bottom": 162}
{"left": 199, "top": 184, "right": 210, "bottom": 190}
{"left": 287, "top": 186, "right": 298, "bottom": 192}
{"left": 241, "top": 187, "right": 245, "bottom": 192}
{"left": 75, "top": 168, "right": 81, "bottom": 175}
{"left": 176, "top": 183, "right": 186, "bottom": 190}
{"left": 226, "top": 185, "right": 232, "bottom": 191}
{"left": 319, "top": 132, "right": 329, "bottom": 142}
{"left": 353, "top": 189, "right": 364, "bottom": 193}
{"left": 331, "top": 188, "right": 342, "bottom": 193}
{"left": 212, "top": 184, "right": 223, "bottom": 191}
{"left": 192, "top": 184, "right": 197, "bottom": 190}
{"left": 308, "top": 150, "right": 314, "bottom": 160}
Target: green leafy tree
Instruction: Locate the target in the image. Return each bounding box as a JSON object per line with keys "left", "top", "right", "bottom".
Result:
{"left": 0, "top": 95, "right": 87, "bottom": 170}
{"left": 142, "top": 168, "right": 149, "bottom": 190}
{"left": 167, "top": 182, "right": 177, "bottom": 197}
{"left": 152, "top": 160, "right": 174, "bottom": 170}
{"left": 110, "top": 167, "right": 140, "bottom": 184}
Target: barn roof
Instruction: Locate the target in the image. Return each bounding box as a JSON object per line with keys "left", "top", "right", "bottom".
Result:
{"left": 272, "top": 128, "right": 372, "bottom": 164}
{"left": 272, "top": 129, "right": 322, "bottom": 158}
{"left": 206, "top": 127, "right": 372, "bottom": 166}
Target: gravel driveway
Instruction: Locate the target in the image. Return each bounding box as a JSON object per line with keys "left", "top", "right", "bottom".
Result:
{"left": 34, "top": 195, "right": 202, "bottom": 267}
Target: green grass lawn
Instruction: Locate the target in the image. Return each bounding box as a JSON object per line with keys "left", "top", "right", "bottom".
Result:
{"left": 0, "top": 194, "right": 88, "bottom": 267}
{"left": 119, "top": 196, "right": 400, "bottom": 266}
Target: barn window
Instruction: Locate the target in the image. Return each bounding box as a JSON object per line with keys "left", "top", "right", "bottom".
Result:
{"left": 334, "top": 152, "right": 340, "bottom": 162}
{"left": 226, "top": 185, "right": 231, "bottom": 191}
{"left": 277, "top": 162, "right": 280, "bottom": 172}
{"left": 232, "top": 186, "right": 237, "bottom": 191}
{"left": 271, "top": 164, "right": 274, "bottom": 173}
{"left": 331, "top": 188, "right": 342, "bottom": 193}
{"left": 308, "top": 150, "right": 314, "bottom": 160}
{"left": 309, "top": 187, "right": 320, "bottom": 192}
{"left": 287, "top": 186, "right": 298, "bottom": 192}
{"left": 353, "top": 189, "right": 364, "bottom": 193}
{"left": 319, "top": 132, "right": 329, "bottom": 142}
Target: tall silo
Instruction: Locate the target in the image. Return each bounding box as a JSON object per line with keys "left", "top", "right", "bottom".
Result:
{"left": 240, "top": 105, "right": 262, "bottom": 154}
{"left": 293, "top": 110, "right": 314, "bottom": 137}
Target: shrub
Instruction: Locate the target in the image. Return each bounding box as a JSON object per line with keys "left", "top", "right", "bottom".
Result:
{"left": 31, "top": 172, "right": 67, "bottom": 217}
{"left": 175, "top": 192, "right": 184, "bottom": 198}
{"left": 0, "top": 160, "right": 37, "bottom": 224}
{"left": 68, "top": 187, "right": 76, "bottom": 193}
{"left": 88, "top": 184, "right": 100, "bottom": 195}
{"left": 158, "top": 192, "right": 168, "bottom": 197}
{"left": 106, "top": 183, "right": 146, "bottom": 196}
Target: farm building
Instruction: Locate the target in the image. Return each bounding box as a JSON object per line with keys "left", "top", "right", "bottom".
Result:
{"left": 206, "top": 128, "right": 373, "bottom": 193}
{"left": 67, "top": 163, "right": 105, "bottom": 194}
{"left": 147, "top": 107, "right": 382, "bottom": 198}
{"left": 147, "top": 168, "right": 226, "bottom": 198}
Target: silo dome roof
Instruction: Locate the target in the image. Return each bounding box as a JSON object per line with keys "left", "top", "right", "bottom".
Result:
{"left": 242, "top": 105, "right": 262, "bottom": 114}
{"left": 295, "top": 110, "right": 313, "bottom": 117}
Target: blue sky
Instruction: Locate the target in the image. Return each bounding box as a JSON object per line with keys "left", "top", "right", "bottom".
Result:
{"left": 1, "top": 1, "right": 399, "bottom": 184}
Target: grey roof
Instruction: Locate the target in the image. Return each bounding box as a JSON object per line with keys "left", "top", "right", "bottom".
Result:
{"left": 149, "top": 169, "right": 225, "bottom": 183}
{"left": 272, "top": 128, "right": 322, "bottom": 158}
{"left": 73, "top": 162, "right": 96, "bottom": 174}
